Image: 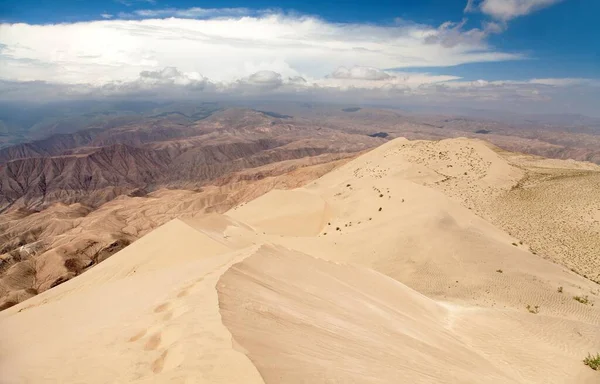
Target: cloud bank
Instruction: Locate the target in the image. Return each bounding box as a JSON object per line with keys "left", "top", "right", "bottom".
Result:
{"left": 0, "top": 8, "right": 597, "bottom": 116}
{"left": 0, "top": 14, "right": 522, "bottom": 85}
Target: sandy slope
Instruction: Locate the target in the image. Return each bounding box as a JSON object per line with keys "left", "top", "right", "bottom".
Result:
{"left": 0, "top": 154, "right": 353, "bottom": 309}
{"left": 1, "top": 137, "right": 599, "bottom": 383}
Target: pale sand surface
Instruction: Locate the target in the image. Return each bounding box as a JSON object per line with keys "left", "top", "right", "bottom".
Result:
{"left": 1, "top": 137, "right": 599, "bottom": 383}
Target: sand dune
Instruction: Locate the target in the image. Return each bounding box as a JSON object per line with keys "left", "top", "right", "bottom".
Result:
{"left": 1, "top": 137, "right": 599, "bottom": 383}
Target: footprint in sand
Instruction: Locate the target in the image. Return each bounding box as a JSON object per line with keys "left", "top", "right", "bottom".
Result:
{"left": 151, "top": 350, "right": 169, "bottom": 373}
{"left": 151, "top": 342, "right": 185, "bottom": 374}
{"left": 128, "top": 329, "right": 147, "bottom": 342}
{"left": 154, "top": 303, "right": 170, "bottom": 313}
{"left": 144, "top": 332, "right": 162, "bottom": 350}
{"left": 143, "top": 326, "right": 181, "bottom": 350}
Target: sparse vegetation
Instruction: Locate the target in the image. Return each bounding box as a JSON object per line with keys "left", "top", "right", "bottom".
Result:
{"left": 584, "top": 353, "right": 600, "bottom": 370}
{"left": 526, "top": 304, "right": 540, "bottom": 314}
{"left": 496, "top": 269, "right": 503, "bottom": 273}
{"left": 512, "top": 242, "right": 518, "bottom": 246}
{"left": 378, "top": 207, "right": 382, "bottom": 212}
{"left": 379, "top": 194, "right": 383, "bottom": 197}
{"left": 557, "top": 286, "right": 563, "bottom": 293}
{"left": 574, "top": 295, "right": 590, "bottom": 305}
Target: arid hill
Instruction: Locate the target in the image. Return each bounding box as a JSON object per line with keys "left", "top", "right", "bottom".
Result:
{"left": 1, "top": 137, "right": 598, "bottom": 383}
{"left": 0, "top": 108, "right": 383, "bottom": 211}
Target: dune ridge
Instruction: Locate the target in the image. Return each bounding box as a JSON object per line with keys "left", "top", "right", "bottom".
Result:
{"left": 1, "top": 137, "right": 599, "bottom": 383}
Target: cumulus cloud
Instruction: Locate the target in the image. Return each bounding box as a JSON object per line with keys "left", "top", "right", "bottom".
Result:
{"left": 101, "top": 13, "right": 114, "bottom": 19}
{"left": 467, "top": 0, "right": 564, "bottom": 21}
{"left": 231, "top": 70, "right": 284, "bottom": 92}
{"left": 244, "top": 70, "right": 283, "bottom": 85}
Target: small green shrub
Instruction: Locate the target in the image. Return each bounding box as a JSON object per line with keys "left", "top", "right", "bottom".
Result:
{"left": 583, "top": 353, "right": 600, "bottom": 370}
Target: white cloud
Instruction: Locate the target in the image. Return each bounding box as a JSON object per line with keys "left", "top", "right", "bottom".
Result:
{"left": 464, "top": 0, "right": 476, "bottom": 12}
{"left": 329, "top": 66, "right": 392, "bottom": 81}
{"left": 115, "top": 0, "right": 156, "bottom": 7}
{"left": 124, "top": 7, "right": 258, "bottom": 19}
{"left": 423, "top": 19, "right": 506, "bottom": 48}
{"left": 101, "top": 13, "right": 114, "bottom": 19}
{"left": 0, "top": 13, "right": 522, "bottom": 86}
{"left": 1, "top": 69, "right": 599, "bottom": 117}
{"left": 528, "top": 78, "right": 598, "bottom": 86}
{"left": 474, "top": 0, "right": 564, "bottom": 21}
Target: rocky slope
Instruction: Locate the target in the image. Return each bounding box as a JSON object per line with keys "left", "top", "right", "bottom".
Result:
{"left": 0, "top": 109, "right": 383, "bottom": 211}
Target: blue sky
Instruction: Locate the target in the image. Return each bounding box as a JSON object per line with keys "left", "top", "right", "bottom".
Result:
{"left": 0, "top": 0, "right": 599, "bottom": 116}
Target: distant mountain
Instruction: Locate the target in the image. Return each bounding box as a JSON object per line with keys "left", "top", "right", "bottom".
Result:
{"left": 0, "top": 108, "right": 383, "bottom": 212}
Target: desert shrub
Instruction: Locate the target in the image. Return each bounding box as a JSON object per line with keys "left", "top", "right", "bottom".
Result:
{"left": 557, "top": 286, "right": 563, "bottom": 293}
{"left": 574, "top": 295, "right": 590, "bottom": 305}
{"left": 584, "top": 353, "right": 600, "bottom": 370}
